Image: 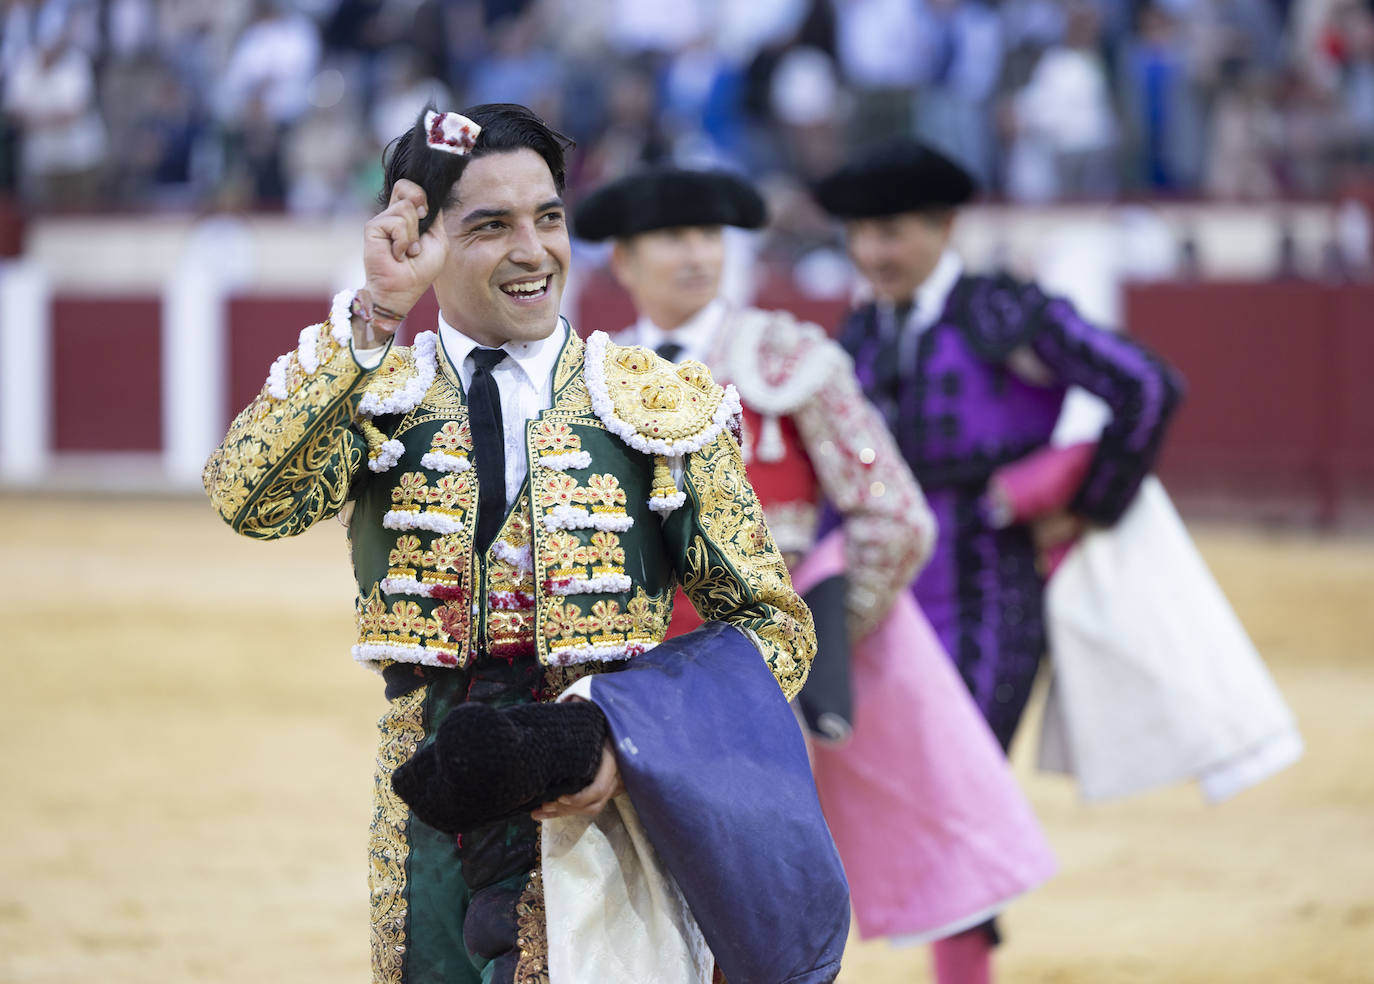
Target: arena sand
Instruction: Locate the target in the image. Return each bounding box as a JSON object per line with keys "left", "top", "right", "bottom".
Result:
{"left": 1, "top": 495, "right": 1370, "bottom": 983}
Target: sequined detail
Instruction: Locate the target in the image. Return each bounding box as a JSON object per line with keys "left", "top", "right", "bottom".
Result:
{"left": 513, "top": 866, "right": 550, "bottom": 984}
{"left": 369, "top": 686, "right": 426, "bottom": 984}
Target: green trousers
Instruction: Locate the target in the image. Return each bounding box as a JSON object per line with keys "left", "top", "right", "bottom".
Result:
{"left": 369, "top": 658, "right": 546, "bottom": 984}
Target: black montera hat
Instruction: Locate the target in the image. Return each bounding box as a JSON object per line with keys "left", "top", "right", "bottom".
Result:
{"left": 573, "top": 169, "right": 767, "bottom": 242}
{"left": 814, "top": 139, "right": 977, "bottom": 219}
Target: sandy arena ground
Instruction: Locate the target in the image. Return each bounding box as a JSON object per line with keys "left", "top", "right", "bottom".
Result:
{"left": 1, "top": 494, "right": 1371, "bottom": 983}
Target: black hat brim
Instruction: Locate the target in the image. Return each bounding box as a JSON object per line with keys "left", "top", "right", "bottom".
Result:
{"left": 574, "top": 169, "right": 767, "bottom": 242}
{"left": 814, "top": 139, "right": 977, "bottom": 219}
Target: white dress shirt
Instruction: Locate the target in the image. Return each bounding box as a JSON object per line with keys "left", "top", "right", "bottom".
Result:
{"left": 882, "top": 248, "right": 1051, "bottom": 384}
{"left": 630, "top": 298, "right": 728, "bottom": 365}
{"left": 439, "top": 315, "right": 567, "bottom": 508}
{"left": 355, "top": 316, "right": 568, "bottom": 509}
{"left": 882, "top": 248, "right": 963, "bottom": 370}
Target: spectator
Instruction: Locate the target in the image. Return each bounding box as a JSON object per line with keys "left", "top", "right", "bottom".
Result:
{"left": 217, "top": 0, "right": 321, "bottom": 128}
{"left": 1007, "top": 1, "right": 1118, "bottom": 200}
{"left": 1332, "top": 1, "right": 1374, "bottom": 166}
{"left": 464, "top": 10, "right": 563, "bottom": 125}
{"left": 215, "top": 0, "right": 322, "bottom": 209}
{"left": 3, "top": 12, "right": 107, "bottom": 207}
{"left": 911, "top": 0, "right": 1005, "bottom": 185}
{"left": 1119, "top": 2, "right": 1207, "bottom": 192}
{"left": 1204, "top": 64, "right": 1281, "bottom": 198}
{"left": 833, "top": 0, "right": 926, "bottom": 145}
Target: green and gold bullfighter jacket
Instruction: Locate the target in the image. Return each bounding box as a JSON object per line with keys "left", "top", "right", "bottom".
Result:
{"left": 202, "top": 297, "right": 815, "bottom": 699}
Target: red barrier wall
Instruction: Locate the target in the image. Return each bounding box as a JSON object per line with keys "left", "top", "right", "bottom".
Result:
{"left": 52, "top": 297, "right": 161, "bottom": 451}
{"left": 1126, "top": 282, "right": 1374, "bottom": 520}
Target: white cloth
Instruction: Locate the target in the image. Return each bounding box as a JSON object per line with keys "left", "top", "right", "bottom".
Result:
{"left": 1037, "top": 477, "right": 1303, "bottom": 803}
{"left": 542, "top": 676, "right": 712, "bottom": 984}
{"left": 630, "top": 298, "right": 727, "bottom": 365}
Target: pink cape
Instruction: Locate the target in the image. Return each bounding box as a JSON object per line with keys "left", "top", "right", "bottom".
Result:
{"left": 795, "top": 532, "right": 1058, "bottom": 942}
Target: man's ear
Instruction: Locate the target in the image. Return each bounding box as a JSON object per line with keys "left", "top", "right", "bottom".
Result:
{"left": 609, "top": 239, "right": 634, "bottom": 292}
{"left": 938, "top": 210, "right": 957, "bottom": 244}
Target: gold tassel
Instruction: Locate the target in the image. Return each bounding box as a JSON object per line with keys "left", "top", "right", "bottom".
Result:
{"left": 359, "top": 418, "right": 388, "bottom": 461}
{"left": 650, "top": 455, "right": 676, "bottom": 498}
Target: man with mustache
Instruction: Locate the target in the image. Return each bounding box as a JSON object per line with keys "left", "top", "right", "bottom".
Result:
{"left": 204, "top": 104, "right": 847, "bottom": 984}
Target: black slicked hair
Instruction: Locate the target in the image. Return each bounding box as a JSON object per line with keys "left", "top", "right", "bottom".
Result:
{"left": 379, "top": 102, "right": 575, "bottom": 235}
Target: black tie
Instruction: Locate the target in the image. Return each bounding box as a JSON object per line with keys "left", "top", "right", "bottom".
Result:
{"left": 467, "top": 348, "right": 508, "bottom": 554}
{"left": 655, "top": 341, "right": 683, "bottom": 362}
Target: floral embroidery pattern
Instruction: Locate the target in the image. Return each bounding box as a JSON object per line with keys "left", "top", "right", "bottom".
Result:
{"left": 420, "top": 420, "right": 473, "bottom": 473}
{"left": 532, "top": 419, "right": 592, "bottom": 472}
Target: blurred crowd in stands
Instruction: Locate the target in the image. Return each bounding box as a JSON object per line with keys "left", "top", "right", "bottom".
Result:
{"left": 2, "top": 0, "right": 1372, "bottom": 219}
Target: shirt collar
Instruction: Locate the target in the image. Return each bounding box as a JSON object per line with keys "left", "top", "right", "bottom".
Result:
{"left": 911, "top": 249, "right": 963, "bottom": 326}
{"left": 437, "top": 312, "right": 568, "bottom": 390}
{"left": 633, "top": 297, "right": 727, "bottom": 362}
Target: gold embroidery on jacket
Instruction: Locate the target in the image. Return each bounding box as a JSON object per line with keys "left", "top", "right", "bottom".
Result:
{"left": 430, "top": 419, "right": 473, "bottom": 454}
{"left": 484, "top": 494, "right": 538, "bottom": 657}
{"left": 369, "top": 686, "right": 425, "bottom": 984}
{"left": 203, "top": 328, "right": 366, "bottom": 537}
{"left": 603, "top": 347, "right": 721, "bottom": 442}
{"left": 531, "top": 419, "right": 583, "bottom": 457}
{"left": 680, "top": 433, "right": 815, "bottom": 698}
{"left": 514, "top": 865, "right": 550, "bottom": 984}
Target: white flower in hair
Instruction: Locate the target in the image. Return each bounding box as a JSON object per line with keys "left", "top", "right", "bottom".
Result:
{"left": 425, "top": 111, "right": 481, "bottom": 155}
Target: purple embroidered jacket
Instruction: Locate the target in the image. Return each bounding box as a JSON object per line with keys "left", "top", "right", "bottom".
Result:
{"left": 840, "top": 273, "right": 1184, "bottom": 749}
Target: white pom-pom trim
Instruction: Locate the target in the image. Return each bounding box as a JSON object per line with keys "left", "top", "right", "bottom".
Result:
{"left": 541, "top": 505, "right": 635, "bottom": 533}
{"left": 382, "top": 508, "right": 464, "bottom": 534}
{"left": 359, "top": 330, "right": 437, "bottom": 417}
{"left": 584, "top": 331, "right": 743, "bottom": 457}
{"left": 420, "top": 451, "right": 471, "bottom": 473}
{"left": 330, "top": 288, "right": 356, "bottom": 347}
{"left": 491, "top": 540, "right": 533, "bottom": 573}
{"left": 297, "top": 324, "right": 322, "bottom": 374}
{"left": 262, "top": 288, "right": 362, "bottom": 401}
{"left": 352, "top": 641, "right": 463, "bottom": 671}
{"left": 647, "top": 490, "right": 687, "bottom": 515}
{"left": 380, "top": 575, "right": 433, "bottom": 597}
{"left": 538, "top": 450, "right": 592, "bottom": 472}
{"left": 547, "top": 638, "right": 657, "bottom": 666}
{"left": 368, "top": 439, "right": 404, "bottom": 473}
{"left": 265, "top": 353, "right": 291, "bottom": 399}
{"left": 548, "top": 572, "right": 633, "bottom": 596}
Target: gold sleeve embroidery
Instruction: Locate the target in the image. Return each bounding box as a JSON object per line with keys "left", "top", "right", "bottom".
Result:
{"left": 667, "top": 430, "right": 816, "bottom": 700}
{"left": 203, "top": 324, "right": 370, "bottom": 539}
{"left": 791, "top": 354, "right": 935, "bottom": 638}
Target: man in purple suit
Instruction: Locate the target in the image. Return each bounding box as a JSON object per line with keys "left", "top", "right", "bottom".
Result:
{"left": 815, "top": 139, "right": 1183, "bottom": 983}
